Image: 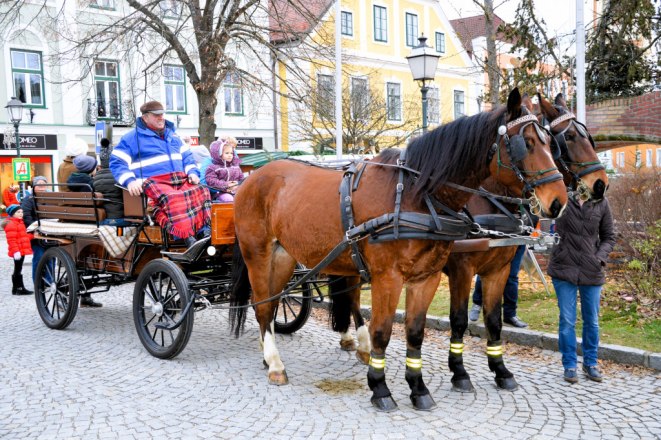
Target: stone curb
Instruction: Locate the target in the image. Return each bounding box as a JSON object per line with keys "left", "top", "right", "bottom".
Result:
{"left": 311, "top": 301, "right": 661, "bottom": 371}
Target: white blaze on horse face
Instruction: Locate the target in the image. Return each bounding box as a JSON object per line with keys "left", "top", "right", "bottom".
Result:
{"left": 263, "top": 330, "right": 285, "bottom": 374}
{"left": 356, "top": 325, "right": 371, "bottom": 354}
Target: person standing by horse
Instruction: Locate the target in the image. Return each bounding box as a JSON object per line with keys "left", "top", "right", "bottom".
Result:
{"left": 469, "top": 245, "right": 528, "bottom": 328}
{"left": 548, "top": 194, "right": 615, "bottom": 383}
{"left": 109, "top": 101, "right": 210, "bottom": 248}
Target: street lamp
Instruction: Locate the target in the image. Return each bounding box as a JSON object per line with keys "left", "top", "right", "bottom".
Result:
{"left": 5, "top": 97, "right": 25, "bottom": 199}
{"left": 406, "top": 35, "right": 440, "bottom": 134}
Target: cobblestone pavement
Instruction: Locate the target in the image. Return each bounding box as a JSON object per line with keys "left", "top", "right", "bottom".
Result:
{"left": 0, "top": 254, "right": 659, "bottom": 439}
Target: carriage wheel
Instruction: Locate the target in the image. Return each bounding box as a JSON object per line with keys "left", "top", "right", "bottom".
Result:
{"left": 133, "top": 259, "right": 194, "bottom": 359}
{"left": 34, "top": 247, "right": 80, "bottom": 330}
{"left": 274, "top": 264, "right": 313, "bottom": 334}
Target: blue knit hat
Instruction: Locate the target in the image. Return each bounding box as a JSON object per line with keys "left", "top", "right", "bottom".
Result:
{"left": 73, "top": 155, "right": 98, "bottom": 174}
{"left": 6, "top": 204, "right": 21, "bottom": 216}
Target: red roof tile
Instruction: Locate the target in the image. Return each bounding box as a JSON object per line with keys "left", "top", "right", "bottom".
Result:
{"left": 449, "top": 14, "right": 511, "bottom": 57}
{"left": 269, "top": 0, "right": 333, "bottom": 44}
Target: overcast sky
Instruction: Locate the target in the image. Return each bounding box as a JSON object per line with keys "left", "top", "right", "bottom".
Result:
{"left": 441, "top": 0, "right": 596, "bottom": 54}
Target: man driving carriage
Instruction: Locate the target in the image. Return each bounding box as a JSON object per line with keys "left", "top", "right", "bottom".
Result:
{"left": 109, "top": 101, "right": 211, "bottom": 248}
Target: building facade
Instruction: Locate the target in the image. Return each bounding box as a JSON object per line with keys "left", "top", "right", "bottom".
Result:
{"left": 1, "top": 0, "right": 276, "bottom": 192}
{"left": 272, "top": 0, "right": 480, "bottom": 152}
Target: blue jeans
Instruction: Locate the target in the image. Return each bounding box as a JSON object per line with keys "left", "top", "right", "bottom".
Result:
{"left": 472, "top": 245, "right": 526, "bottom": 319}
{"left": 31, "top": 241, "right": 46, "bottom": 284}
{"left": 552, "top": 278, "right": 602, "bottom": 369}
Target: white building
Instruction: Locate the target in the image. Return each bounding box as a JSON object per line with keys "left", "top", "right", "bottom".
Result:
{"left": 1, "top": 0, "right": 276, "bottom": 190}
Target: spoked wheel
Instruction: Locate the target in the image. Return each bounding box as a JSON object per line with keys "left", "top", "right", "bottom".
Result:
{"left": 34, "top": 247, "right": 80, "bottom": 330}
{"left": 133, "top": 259, "right": 194, "bottom": 359}
{"left": 274, "top": 264, "right": 313, "bottom": 334}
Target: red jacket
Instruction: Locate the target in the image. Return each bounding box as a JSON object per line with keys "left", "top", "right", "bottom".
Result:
{"left": 3, "top": 186, "right": 19, "bottom": 207}
{"left": 5, "top": 217, "right": 33, "bottom": 257}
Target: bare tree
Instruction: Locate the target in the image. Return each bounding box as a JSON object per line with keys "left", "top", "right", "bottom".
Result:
{"left": 1, "top": 0, "right": 334, "bottom": 146}
{"left": 289, "top": 72, "right": 420, "bottom": 155}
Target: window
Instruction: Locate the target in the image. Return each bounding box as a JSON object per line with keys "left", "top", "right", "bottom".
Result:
{"left": 453, "top": 90, "right": 465, "bottom": 119}
{"left": 350, "top": 77, "right": 369, "bottom": 120}
{"left": 435, "top": 32, "right": 446, "bottom": 53}
{"left": 11, "top": 49, "right": 45, "bottom": 108}
{"left": 635, "top": 149, "right": 642, "bottom": 168}
{"left": 164, "top": 65, "right": 186, "bottom": 113}
{"left": 94, "top": 60, "right": 121, "bottom": 119}
{"left": 657, "top": 149, "right": 661, "bottom": 167}
{"left": 160, "top": 0, "right": 182, "bottom": 17}
{"left": 373, "top": 6, "right": 387, "bottom": 42}
{"left": 616, "top": 152, "right": 625, "bottom": 168}
{"left": 90, "top": 0, "right": 115, "bottom": 9}
{"left": 316, "top": 74, "right": 335, "bottom": 115}
{"left": 223, "top": 72, "right": 243, "bottom": 115}
{"left": 646, "top": 149, "right": 652, "bottom": 167}
{"left": 341, "top": 11, "right": 353, "bottom": 36}
{"left": 428, "top": 87, "right": 440, "bottom": 124}
{"left": 386, "top": 82, "right": 401, "bottom": 121}
{"left": 405, "top": 13, "right": 418, "bottom": 47}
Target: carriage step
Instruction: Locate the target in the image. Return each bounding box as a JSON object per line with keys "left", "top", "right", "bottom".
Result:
{"left": 161, "top": 237, "right": 211, "bottom": 262}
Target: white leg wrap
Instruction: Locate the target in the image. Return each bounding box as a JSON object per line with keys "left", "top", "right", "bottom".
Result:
{"left": 356, "top": 325, "right": 371, "bottom": 353}
{"left": 340, "top": 330, "right": 353, "bottom": 342}
{"left": 263, "top": 331, "right": 285, "bottom": 374}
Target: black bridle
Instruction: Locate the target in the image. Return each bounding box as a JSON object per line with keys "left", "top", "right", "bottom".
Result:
{"left": 489, "top": 113, "right": 563, "bottom": 200}
{"left": 547, "top": 110, "right": 605, "bottom": 186}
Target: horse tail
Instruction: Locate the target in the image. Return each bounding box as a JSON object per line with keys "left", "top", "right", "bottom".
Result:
{"left": 329, "top": 275, "right": 352, "bottom": 333}
{"left": 230, "top": 241, "right": 251, "bottom": 338}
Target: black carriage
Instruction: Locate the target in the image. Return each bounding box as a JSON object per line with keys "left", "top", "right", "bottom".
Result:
{"left": 31, "top": 184, "right": 315, "bottom": 359}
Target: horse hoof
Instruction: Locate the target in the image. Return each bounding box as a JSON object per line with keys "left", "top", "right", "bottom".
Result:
{"left": 451, "top": 378, "right": 475, "bottom": 393}
{"left": 495, "top": 376, "right": 518, "bottom": 391}
{"left": 410, "top": 393, "right": 436, "bottom": 411}
{"left": 356, "top": 350, "right": 370, "bottom": 365}
{"left": 268, "top": 370, "right": 289, "bottom": 386}
{"left": 371, "top": 396, "right": 398, "bottom": 412}
{"left": 340, "top": 339, "right": 357, "bottom": 351}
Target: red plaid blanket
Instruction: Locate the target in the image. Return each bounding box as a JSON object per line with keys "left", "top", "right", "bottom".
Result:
{"left": 143, "top": 172, "right": 211, "bottom": 238}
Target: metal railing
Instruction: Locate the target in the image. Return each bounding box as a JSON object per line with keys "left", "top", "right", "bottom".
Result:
{"left": 86, "top": 99, "right": 135, "bottom": 126}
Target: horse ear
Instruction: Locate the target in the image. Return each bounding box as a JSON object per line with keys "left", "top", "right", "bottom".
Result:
{"left": 507, "top": 88, "right": 522, "bottom": 118}
{"left": 521, "top": 93, "right": 537, "bottom": 115}
{"left": 554, "top": 93, "right": 567, "bottom": 107}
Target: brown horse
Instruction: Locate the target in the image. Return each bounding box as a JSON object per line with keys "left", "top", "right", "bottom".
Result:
{"left": 442, "top": 93, "right": 609, "bottom": 393}
{"left": 230, "top": 88, "right": 567, "bottom": 412}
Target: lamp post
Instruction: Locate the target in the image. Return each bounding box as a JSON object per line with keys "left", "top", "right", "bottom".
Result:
{"left": 406, "top": 35, "right": 440, "bottom": 134}
{"left": 5, "top": 97, "right": 25, "bottom": 199}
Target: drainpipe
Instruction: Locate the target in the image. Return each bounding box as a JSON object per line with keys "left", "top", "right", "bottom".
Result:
{"left": 271, "top": 54, "right": 279, "bottom": 151}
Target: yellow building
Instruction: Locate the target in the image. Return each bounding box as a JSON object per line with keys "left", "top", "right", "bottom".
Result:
{"left": 272, "top": 0, "right": 478, "bottom": 152}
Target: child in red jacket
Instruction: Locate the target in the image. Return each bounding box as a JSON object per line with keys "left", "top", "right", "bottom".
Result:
{"left": 4, "top": 204, "right": 33, "bottom": 295}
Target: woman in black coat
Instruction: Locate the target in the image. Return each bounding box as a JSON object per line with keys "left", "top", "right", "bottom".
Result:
{"left": 547, "top": 195, "right": 616, "bottom": 384}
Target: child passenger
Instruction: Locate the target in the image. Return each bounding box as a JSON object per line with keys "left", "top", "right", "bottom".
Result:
{"left": 205, "top": 137, "right": 244, "bottom": 202}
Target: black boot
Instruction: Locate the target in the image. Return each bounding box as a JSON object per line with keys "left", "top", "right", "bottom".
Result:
{"left": 13, "top": 275, "right": 33, "bottom": 295}
{"left": 80, "top": 294, "right": 103, "bottom": 308}
{"left": 11, "top": 274, "right": 19, "bottom": 295}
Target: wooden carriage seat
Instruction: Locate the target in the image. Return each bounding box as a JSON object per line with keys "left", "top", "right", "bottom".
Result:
{"left": 35, "top": 191, "right": 106, "bottom": 223}
{"left": 211, "top": 202, "right": 235, "bottom": 245}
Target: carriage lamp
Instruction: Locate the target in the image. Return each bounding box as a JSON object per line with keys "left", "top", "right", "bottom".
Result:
{"left": 5, "top": 97, "right": 25, "bottom": 199}
{"left": 406, "top": 35, "right": 440, "bottom": 134}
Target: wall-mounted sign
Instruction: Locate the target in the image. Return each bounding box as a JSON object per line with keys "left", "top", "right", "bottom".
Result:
{"left": 236, "top": 137, "right": 263, "bottom": 150}
{"left": 12, "top": 158, "right": 31, "bottom": 181}
{"left": 0, "top": 134, "right": 58, "bottom": 151}
{"left": 188, "top": 136, "right": 263, "bottom": 150}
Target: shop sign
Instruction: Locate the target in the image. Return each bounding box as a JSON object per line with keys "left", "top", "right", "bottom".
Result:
{"left": 236, "top": 137, "right": 263, "bottom": 150}
{"left": 0, "top": 134, "right": 58, "bottom": 151}
{"left": 12, "top": 158, "right": 31, "bottom": 182}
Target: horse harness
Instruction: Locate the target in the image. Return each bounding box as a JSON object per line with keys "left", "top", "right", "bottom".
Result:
{"left": 546, "top": 110, "right": 605, "bottom": 199}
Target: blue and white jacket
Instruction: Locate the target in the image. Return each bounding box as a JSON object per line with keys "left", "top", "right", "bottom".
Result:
{"left": 110, "top": 117, "right": 199, "bottom": 187}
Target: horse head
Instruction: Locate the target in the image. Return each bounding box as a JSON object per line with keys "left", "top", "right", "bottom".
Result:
{"left": 531, "top": 93, "right": 609, "bottom": 200}
{"left": 488, "top": 88, "right": 568, "bottom": 218}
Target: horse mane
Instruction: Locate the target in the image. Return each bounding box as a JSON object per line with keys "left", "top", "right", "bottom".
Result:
{"left": 372, "top": 107, "right": 507, "bottom": 200}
